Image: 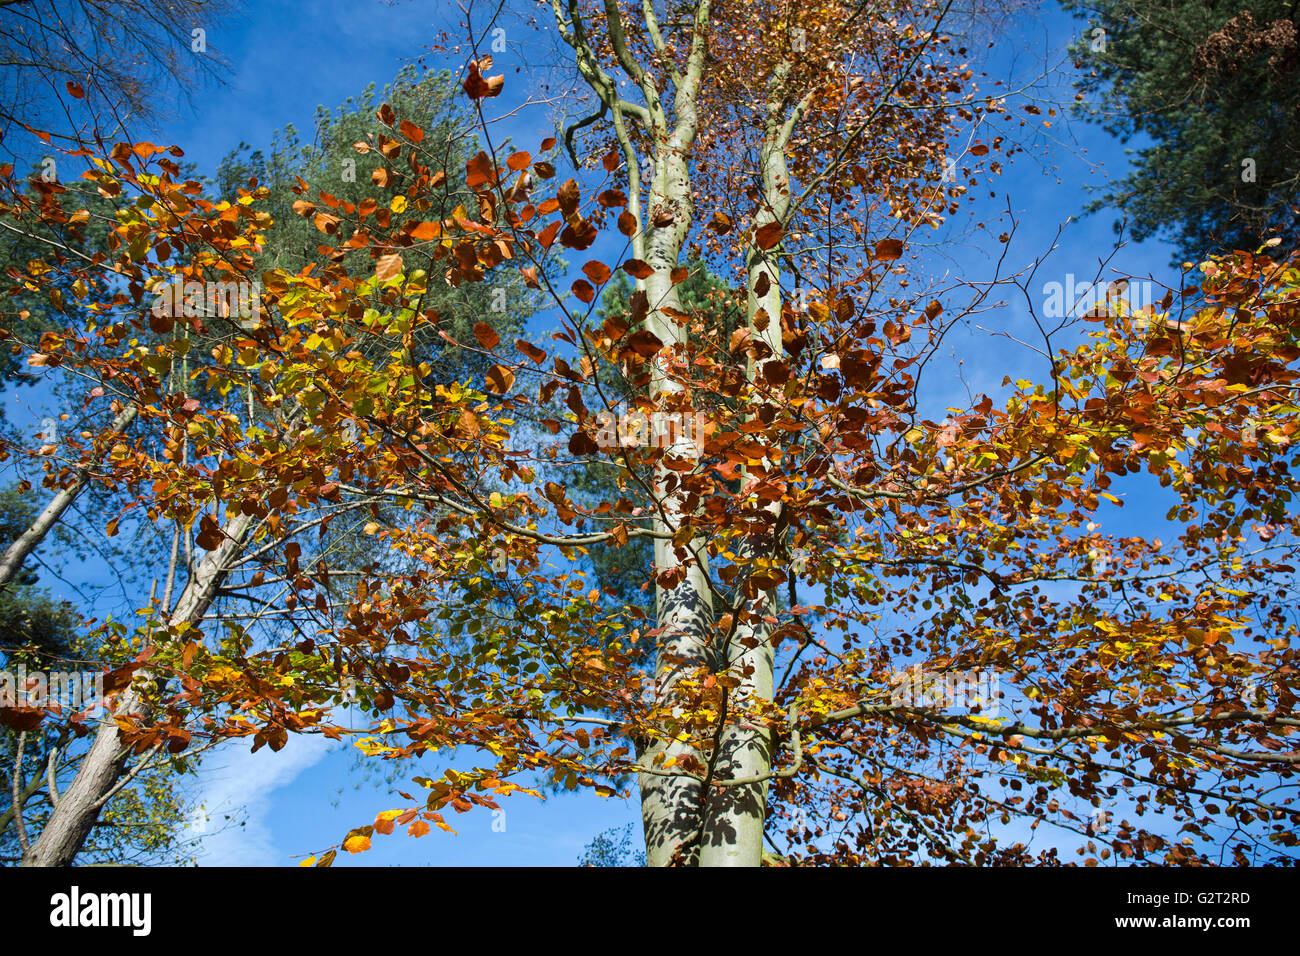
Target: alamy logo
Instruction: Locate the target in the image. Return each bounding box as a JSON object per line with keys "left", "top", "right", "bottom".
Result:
{"left": 1041, "top": 274, "right": 1155, "bottom": 321}
{"left": 0, "top": 665, "right": 106, "bottom": 717}
{"left": 889, "top": 664, "right": 1002, "bottom": 716}
{"left": 151, "top": 279, "right": 262, "bottom": 328}
{"left": 49, "top": 886, "right": 152, "bottom": 936}
{"left": 593, "top": 408, "right": 708, "bottom": 454}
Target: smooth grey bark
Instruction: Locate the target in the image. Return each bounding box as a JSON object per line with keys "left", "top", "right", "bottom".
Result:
{"left": 696, "top": 111, "right": 792, "bottom": 866}
{"left": 19, "top": 509, "right": 253, "bottom": 866}
{"left": 0, "top": 402, "right": 137, "bottom": 590}
{"left": 550, "top": 0, "right": 784, "bottom": 865}
{"left": 637, "top": 137, "right": 716, "bottom": 866}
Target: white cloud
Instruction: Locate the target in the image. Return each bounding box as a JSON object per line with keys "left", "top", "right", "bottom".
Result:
{"left": 184, "top": 734, "right": 332, "bottom": 866}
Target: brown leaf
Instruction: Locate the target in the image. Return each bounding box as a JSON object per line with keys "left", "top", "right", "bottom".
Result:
{"left": 622, "top": 259, "right": 654, "bottom": 280}
{"left": 873, "top": 238, "right": 904, "bottom": 261}
{"left": 375, "top": 253, "right": 403, "bottom": 280}
{"left": 486, "top": 364, "right": 515, "bottom": 393}
{"left": 755, "top": 222, "right": 784, "bottom": 249}
{"left": 582, "top": 260, "right": 612, "bottom": 285}
{"left": 515, "top": 339, "right": 546, "bottom": 363}
{"left": 569, "top": 430, "right": 598, "bottom": 455}
{"left": 557, "top": 179, "right": 581, "bottom": 218}
{"left": 466, "top": 151, "right": 495, "bottom": 189}
{"left": 473, "top": 322, "right": 501, "bottom": 349}
{"left": 560, "top": 218, "right": 598, "bottom": 250}
{"left": 708, "top": 211, "right": 733, "bottom": 234}
{"left": 463, "top": 59, "right": 504, "bottom": 99}
{"left": 625, "top": 330, "right": 664, "bottom": 358}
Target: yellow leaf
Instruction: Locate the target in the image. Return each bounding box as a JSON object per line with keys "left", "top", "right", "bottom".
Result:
{"left": 343, "top": 835, "right": 371, "bottom": 854}
{"left": 390, "top": 195, "right": 408, "bottom": 213}
{"left": 299, "top": 856, "right": 317, "bottom": 867}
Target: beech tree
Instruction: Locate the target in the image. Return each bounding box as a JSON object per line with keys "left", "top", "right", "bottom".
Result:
{"left": 3, "top": 0, "right": 1298, "bottom": 869}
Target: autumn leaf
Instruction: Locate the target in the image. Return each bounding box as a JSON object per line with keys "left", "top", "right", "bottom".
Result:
{"left": 398, "top": 119, "right": 425, "bottom": 143}
{"left": 466, "top": 151, "right": 495, "bottom": 189}
{"left": 406, "top": 220, "right": 442, "bottom": 241}
{"left": 582, "top": 260, "right": 612, "bottom": 285}
{"left": 462, "top": 58, "right": 504, "bottom": 99}
{"left": 473, "top": 322, "right": 500, "bottom": 349}
{"left": 625, "top": 330, "right": 664, "bottom": 357}
{"left": 375, "top": 253, "right": 403, "bottom": 280}
{"left": 342, "top": 834, "right": 371, "bottom": 854}
{"left": 622, "top": 259, "right": 654, "bottom": 279}
{"left": 755, "top": 222, "right": 784, "bottom": 249}
{"left": 516, "top": 340, "right": 546, "bottom": 363}
{"left": 873, "top": 238, "right": 904, "bottom": 261}
{"left": 486, "top": 364, "right": 515, "bottom": 393}
{"left": 708, "top": 211, "right": 734, "bottom": 234}
{"left": 557, "top": 179, "right": 581, "bottom": 218}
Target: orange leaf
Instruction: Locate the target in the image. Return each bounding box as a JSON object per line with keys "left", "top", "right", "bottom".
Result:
{"left": 399, "top": 119, "right": 425, "bottom": 143}
{"left": 572, "top": 279, "right": 595, "bottom": 303}
{"left": 474, "top": 322, "right": 501, "bottom": 349}
{"left": 407, "top": 221, "right": 441, "bottom": 240}
{"left": 463, "top": 59, "right": 504, "bottom": 99}
{"left": 622, "top": 259, "right": 654, "bottom": 280}
{"left": 466, "top": 151, "right": 495, "bottom": 188}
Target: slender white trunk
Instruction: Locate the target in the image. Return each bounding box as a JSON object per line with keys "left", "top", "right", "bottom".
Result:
{"left": 697, "top": 126, "right": 789, "bottom": 865}
{"left": 637, "top": 145, "right": 716, "bottom": 866}
{"left": 0, "top": 404, "right": 137, "bottom": 590}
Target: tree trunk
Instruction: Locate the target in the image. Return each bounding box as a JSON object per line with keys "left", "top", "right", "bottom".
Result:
{"left": 697, "top": 123, "right": 789, "bottom": 866}
{"left": 19, "top": 509, "right": 253, "bottom": 866}
{"left": 637, "top": 142, "right": 717, "bottom": 866}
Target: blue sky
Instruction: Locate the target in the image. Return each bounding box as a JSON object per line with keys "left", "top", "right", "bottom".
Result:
{"left": 16, "top": 0, "right": 1227, "bottom": 865}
